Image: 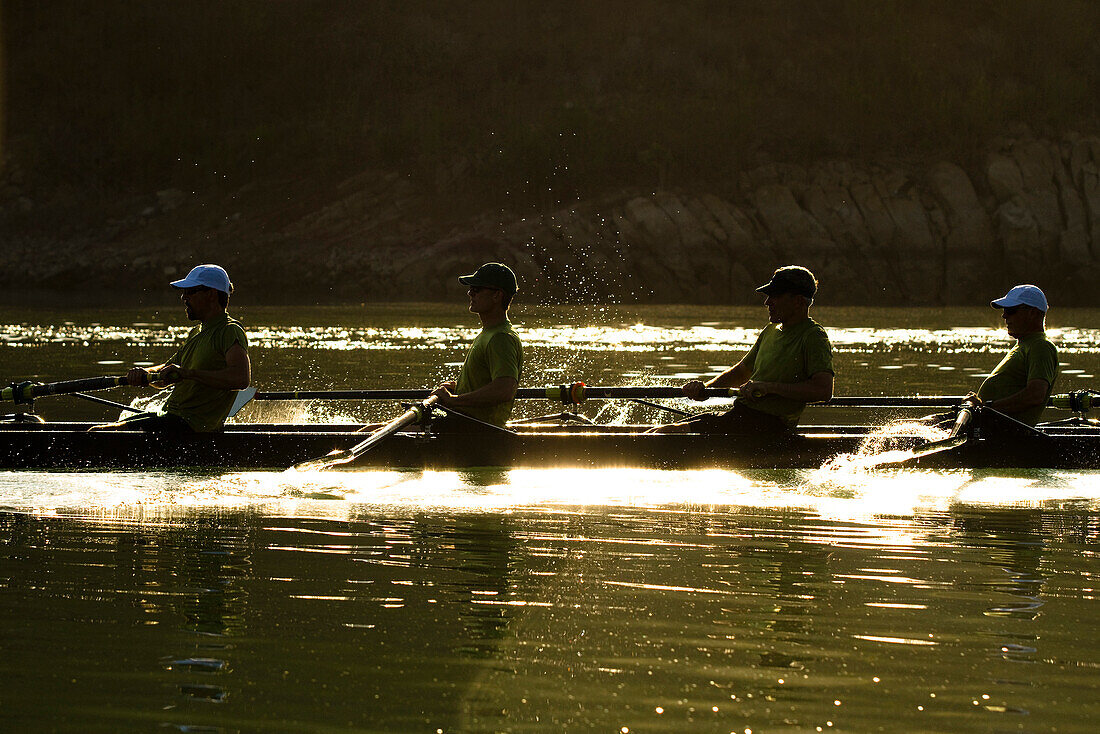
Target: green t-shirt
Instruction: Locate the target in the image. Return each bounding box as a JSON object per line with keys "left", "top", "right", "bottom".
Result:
{"left": 736, "top": 318, "right": 834, "bottom": 427}
{"left": 976, "top": 332, "right": 1058, "bottom": 426}
{"left": 164, "top": 313, "right": 249, "bottom": 432}
{"left": 455, "top": 321, "right": 523, "bottom": 427}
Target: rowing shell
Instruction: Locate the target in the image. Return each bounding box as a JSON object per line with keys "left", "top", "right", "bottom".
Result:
{"left": 0, "top": 410, "right": 1094, "bottom": 471}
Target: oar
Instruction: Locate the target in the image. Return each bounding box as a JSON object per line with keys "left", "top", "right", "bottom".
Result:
{"left": 1, "top": 374, "right": 148, "bottom": 404}
{"left": 70, "top": 387, "right": 254, "bottom": 418}
{"left": 252, "top": 385, "right": 1099, "bottom": 412}
{"left": 255, "top": 385, "right": 737, "bottom": 402}
{"left": 290, "top": 395, "right": 438, "bottom": 472}
{"left": 4, "top": 374, "right": 255, "bottom": 417}
{"left": 72, "top": 392, "right": 147, "bottom": 414}
{"left": 908, "top": 403, "right": 975, "bottom": 457}
{"left": 253, "top": 386, "right": 970, "bottom": 407}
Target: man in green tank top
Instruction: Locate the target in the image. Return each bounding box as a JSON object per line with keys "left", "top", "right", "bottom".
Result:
{"left": 654, "top": 265, "right": 834, "bottom": 434}
{"left": 90, "top": 264, "right": 251, "bottom": 432}
{"left": 431, "top": 263, "right": 523, "bottom": 428}
{"left": 969, "top": 284, "right": 1058, "bottom": 426}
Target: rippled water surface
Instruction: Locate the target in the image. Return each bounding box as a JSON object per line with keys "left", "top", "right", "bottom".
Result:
{"left": 3, "top": 304, "right": 1100, "bottom": 732}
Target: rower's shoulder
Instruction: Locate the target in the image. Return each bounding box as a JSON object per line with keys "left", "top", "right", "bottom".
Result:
{"left": 495, "top": 321, "right": 522, "bottom": 340}
{"left": 490, "top": 324, "right": 523, "bottom": 349}
{"left": 215, "top": 315, "right": 249, "bottom": 349}
{"left": 802, "top": 318, "right": 833, "bottom": 342}
{"left": 1021, "top": 332, "right": 1057, "bottom": 356}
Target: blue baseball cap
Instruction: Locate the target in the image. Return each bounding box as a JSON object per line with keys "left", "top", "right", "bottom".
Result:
{"left": 171, "top": 264, "right": 233, "bottom": 294}
{"left": 991, "top": 284, "right": 1048, "bottom": 313}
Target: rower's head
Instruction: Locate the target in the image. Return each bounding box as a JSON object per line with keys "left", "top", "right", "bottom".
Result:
{"left": 170, "top": 264, "right": 233, "bottom": 320}
{"left": 991, "top": 284, "right": 1047, "bottom": 338}
{"left": 458, "top": 262, "right": 518, "bottom": 316}
{"left": 756, "top": 266, "right": 816, "bottom": 324}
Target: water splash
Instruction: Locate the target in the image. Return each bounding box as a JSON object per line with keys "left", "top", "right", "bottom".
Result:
{"left": 809, "top": 420, "right": 950, "bottom": 479}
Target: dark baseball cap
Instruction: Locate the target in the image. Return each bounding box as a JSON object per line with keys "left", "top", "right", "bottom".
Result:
{"left": 755, "top": 266, "right": 817, "bottom": 298}
{"left": 458, "top": 262, "right": 518, "bottom": 296}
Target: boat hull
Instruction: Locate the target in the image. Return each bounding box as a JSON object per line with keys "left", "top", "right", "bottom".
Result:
{"left": 0, "top": 421, "right": 1097, "bottom": 471}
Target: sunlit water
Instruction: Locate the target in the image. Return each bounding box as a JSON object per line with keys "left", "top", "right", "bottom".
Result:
{"left": 3, "top": 304, "right": 1100, "bottom": 732}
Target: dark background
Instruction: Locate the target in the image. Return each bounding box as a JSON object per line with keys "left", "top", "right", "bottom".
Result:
{"left": 2, "top": 1, "right": 1099, "bottom": 303}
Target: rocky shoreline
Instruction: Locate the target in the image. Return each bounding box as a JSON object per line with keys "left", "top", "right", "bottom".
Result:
{"left": 3, "top": 132, "right": 1099, "bottom": 306}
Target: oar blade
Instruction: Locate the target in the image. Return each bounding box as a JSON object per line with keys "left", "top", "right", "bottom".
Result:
{"left": 290, "top": 449, "right": 355, "bottom": 473}
{"left": 855, "top": 405, "right": 977, "bottom": 469}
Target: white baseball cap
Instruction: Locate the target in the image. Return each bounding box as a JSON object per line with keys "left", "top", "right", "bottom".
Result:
{"left": 991, "top": 284, "right": 1048, "bottom": 312}
{"left": 170, "top": 264, "right": 233, "bottom": 294}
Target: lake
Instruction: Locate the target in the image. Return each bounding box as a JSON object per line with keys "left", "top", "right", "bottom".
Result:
{"left": 2, "top": 303, "right": 1100, "bottom": 732}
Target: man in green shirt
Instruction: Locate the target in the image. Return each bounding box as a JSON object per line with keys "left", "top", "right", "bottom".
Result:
{"left": 969, "top": 284, "right": 1058, "bottom": 426}
{"left": 90, "top": 264, "right": 251, "bottom": 432}
{"left": 655, "top": 266, "right": 834, "bottom": 434}
{"left": 431, "top": 262, "right": 523, "bottom": 428}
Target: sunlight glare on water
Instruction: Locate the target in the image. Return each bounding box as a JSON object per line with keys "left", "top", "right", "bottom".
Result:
{"left": 5, "top": 306, "right": 1100, "bottom": 732}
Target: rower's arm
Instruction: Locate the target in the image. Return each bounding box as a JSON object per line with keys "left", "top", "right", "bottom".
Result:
{"left": 983, "top": 378, "right": 1049, "bottom": 415}
{"left": 751, "top": 371, "right": 834, "bottom": 403}
{"left": 682, "top": 359, "right": 752, "bottom": 400}
{"left": 435, "top": 376, "right": 518, "bottom": 408}
{"left": 176, "top": 343, "right": 251, "bottom": 391}
{"left": 704, "top": 359, "right": 752, "bottom": 389}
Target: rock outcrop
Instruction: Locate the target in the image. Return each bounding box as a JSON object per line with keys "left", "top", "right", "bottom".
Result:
{"left": 3, "top": 133, "right": 1100, "bottom": 305}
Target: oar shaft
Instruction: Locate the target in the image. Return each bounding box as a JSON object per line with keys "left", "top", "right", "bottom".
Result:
{"left": 824, "top": 396, "right": 965, "bottom": 407}
{"left": 348, "top": 398, "right": 436, "bottom": 455}
{"left": 252, "top": 386, "right": 1094, "bottom": 411}
{"left": 72, "top": 392, "right": 145, "bottom": 414}
{"left": 1, "top": 375, "right": 135, "bottom": 403}
{"left": 255, "top": 386, "right": 737, "bottom": 402}
{"left": 292, "top": 395, "right": 438, "bottom": 471}
{"left": 253, "top": 386, "right": 959, "bottom": 406}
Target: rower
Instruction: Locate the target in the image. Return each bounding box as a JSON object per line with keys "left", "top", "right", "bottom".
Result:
{"left": 651, "top": 265, "right": 834, "bottom": 434}
{"left": 89, "top": 264, "right": 251, "bottom": 432}
{"left": 429, "top": 262, "right": 523, "bottom": 429}
{"left": 965, "top": 284, "right": 1057, "bottom": 426}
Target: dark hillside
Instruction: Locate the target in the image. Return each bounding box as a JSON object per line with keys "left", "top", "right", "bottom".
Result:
{"left": 2, "top": 1, "right": 1100, "bottom": 303}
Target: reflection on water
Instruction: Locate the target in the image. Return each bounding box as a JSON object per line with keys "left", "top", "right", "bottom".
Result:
{"left": 3, "top": 305, "right": 1100, "bottom": 731}
{"left": 4, "top": 503, "right": 1100, "bottom": 732}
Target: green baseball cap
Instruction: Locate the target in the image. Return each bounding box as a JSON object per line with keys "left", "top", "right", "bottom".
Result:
{"left": 756, "top": 265, "right": 817, "bottom": 298}
{"left": 458, "top": 262, "right": 518, "bottom": 296}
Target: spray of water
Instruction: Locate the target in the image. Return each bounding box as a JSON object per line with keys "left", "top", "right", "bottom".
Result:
{"left": 810, "top": 420, "right": 950, "bottom": 478}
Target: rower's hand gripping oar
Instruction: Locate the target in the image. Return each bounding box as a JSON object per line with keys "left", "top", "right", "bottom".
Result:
{"left": 291, "top": 395, "right": 438, "bottom": 472}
